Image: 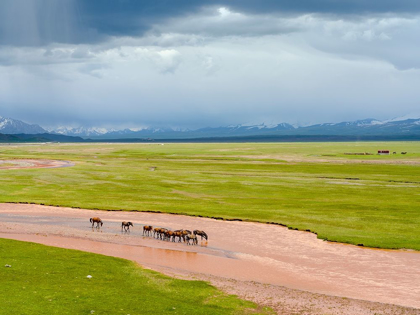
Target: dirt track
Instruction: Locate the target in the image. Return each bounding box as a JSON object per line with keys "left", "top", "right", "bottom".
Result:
{"left": 0, "top": 203, "right": 419, "bottom": 314}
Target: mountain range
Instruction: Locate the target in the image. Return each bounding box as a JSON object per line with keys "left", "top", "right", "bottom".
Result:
{"left": 50, "top": 117, "right": 420, "bottom": 139}
{"left": 1, "top": 115, "right": 420, "bottom": 141}
{"left": 0, "top": 116, "right": 46, "bottom": 134}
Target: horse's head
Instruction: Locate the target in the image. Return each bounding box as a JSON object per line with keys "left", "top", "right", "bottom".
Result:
{"left": 100, "top": 221, "right": 103, "bottom": 226}
{"left": 130, "top": 222, "right": 133, "bottom": 226}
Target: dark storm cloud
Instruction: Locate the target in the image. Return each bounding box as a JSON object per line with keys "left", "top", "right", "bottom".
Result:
{"left": 1, "top": 0, "right": 420, "bottom": 46}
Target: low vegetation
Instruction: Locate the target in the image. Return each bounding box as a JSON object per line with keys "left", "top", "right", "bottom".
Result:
{"left": 0, "top": 238, "right": 269, "bottom": 314}
{"left": 0, "top": 142, "right": 419, "bottom": 250}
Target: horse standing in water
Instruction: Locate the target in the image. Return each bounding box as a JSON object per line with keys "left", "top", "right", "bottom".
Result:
{"left": 90, "top": 217, "right": 103, "bottom": 229}
{"left": 143, "top": 225, "right": 153, "bottom": 236}
{"left": 193, "top": 230, "right": 208, "bottom": 241}
{"left": 121, "top": 221, "right": 133, "bottom": 232}
{"left": 186, "top": 233, "right": 198, "bottom": 245}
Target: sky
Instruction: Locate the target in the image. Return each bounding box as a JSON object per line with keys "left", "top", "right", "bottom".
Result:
{"left": 1, "top": 0, "right": 420, "bottom": 129}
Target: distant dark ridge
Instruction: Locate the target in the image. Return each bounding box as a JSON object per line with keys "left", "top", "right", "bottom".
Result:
{"left": 0, "top": 133, "right": 85, "bottom": 143}
{"left": 86, "top": 134, "right": 420, "bottom": 143}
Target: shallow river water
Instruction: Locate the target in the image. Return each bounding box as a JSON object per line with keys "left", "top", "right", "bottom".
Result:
{"left": 0, "top": 203, "right": 419, "bottom": 309}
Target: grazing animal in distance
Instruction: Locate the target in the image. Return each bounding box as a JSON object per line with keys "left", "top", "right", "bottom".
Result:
{"left": 164, "top": 230, "right": 175, "bottom": 241}
{"left": 153, "top": 227, "right": 161, "bottom": 238}
{"left": 90, "top": 217, "right": 103, "bottom": 229}
{"left": 186, "top": 233, "right": 198, "bottom": 245}
{"left": 194, "top": 230, "right": 208, "bottom": 241}
{"left": 155, "top": 228, "right": 167, "bottom": 240}
{"left": 173, "top": 230, "right": 183, "bottom": 242}
{"left": 143, "top": 225, "right": 153, "bottom": 236}
{"left": 179, "top": 230, "right": 192, "bottom": 242}
{"left": 121, "top": 221, "right": 133, "bottom": 232}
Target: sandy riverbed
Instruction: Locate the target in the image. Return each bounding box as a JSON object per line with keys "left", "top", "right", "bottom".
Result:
{"left": 0, "top": 203, "right": 419, "bottom": 314}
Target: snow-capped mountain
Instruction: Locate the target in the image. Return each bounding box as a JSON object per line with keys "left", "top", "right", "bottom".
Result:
{"left": 52, "top": 126, "right": 117, "bottom": 137}
{"left": 50, "top": 122, "right": 295, "bottom": 139}
{"left": 50, "top": 126, "right": 173, "bottom": 138}
{"left": 3, "top": 114, "right": 420, "bottom": 140}
{"left": 294, "top": 117, "right": 420, "bottom": 136}
{"left": 0, "top": 116, "right": 46, "bottom": 134}
{"left": 48, "top": 117, "right": 420, "bottom": 139}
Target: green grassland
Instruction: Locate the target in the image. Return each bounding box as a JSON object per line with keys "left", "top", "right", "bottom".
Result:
{"left": 0, "top": 142, "right": 419, "bottom": 250}
{"left": 0, "top": 238, "right": 269, "bottom": 315}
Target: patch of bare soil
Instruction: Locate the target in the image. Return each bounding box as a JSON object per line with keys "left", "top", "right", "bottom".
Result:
{"left": 0, "top": 203, "right": 419, "bottom": 314}
{"left": 0, "top": 159, "right": 74, "bottom": 170}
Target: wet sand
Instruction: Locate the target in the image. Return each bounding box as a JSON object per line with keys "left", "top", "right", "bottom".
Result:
{"left": 0, "top": 203, "right": 419, "bottom": 314}
{"left": 0, "top": 159, "right": 74, "bottom": 169}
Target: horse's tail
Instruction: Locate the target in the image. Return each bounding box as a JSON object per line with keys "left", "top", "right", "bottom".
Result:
{"left": 90, "top": 218, "right": 93, "bottom": 223}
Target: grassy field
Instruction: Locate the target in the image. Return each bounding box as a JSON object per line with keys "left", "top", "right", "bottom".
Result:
{"left": 0, "top": 238, "right": 269, "bottom": 315}
{"left": 0, "top": 142, "right": 419, "bottom": 250}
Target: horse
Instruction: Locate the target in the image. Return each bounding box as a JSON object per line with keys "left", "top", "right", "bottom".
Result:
{"left": 179, "top": 230, "right": 191, "bottom": 242}
{"left": 164, "top": 230, "right": 175, "bottom": 241}
{"left": 121, "top": 221, "right": 133, "bottom": 232}
{"left": 143, "top": 225, "right": 153, "bottom": 236}
{"left": 153, "top": 227, "right": 161, "bottom": 238}
{"left": 90, "top": 217, "right": 103, "bottom": 229}
{"left": 193, "top": 230, "right": 208, "bottom": 241}
{"left": 172, "top": 230, "right": 183, "bottom": 242}
{"left": 186, "top": 233, "right": 198, "bottom": 245}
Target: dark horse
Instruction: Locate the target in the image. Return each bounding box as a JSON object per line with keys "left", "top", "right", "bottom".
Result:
{"left": 143, "top": 225, "right": 153, "bottom": 236}
{"left": 121, "top": 221, "right": 133, "bottom": 232}
{"left": 193, "top": 230, "right": 208, "bottom": 241}
{"left": 90, "top": 217, "right": 103, "bottom": 229}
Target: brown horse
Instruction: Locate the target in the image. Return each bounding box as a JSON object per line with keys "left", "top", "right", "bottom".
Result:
{"left": 172, "top": 230, "right": 183, "bottom": 242}
{"left": 186, "top": 233, "right": 198, "bottom": 245}
{"left": 90, "top": 217, "right": 103, "bottom": 228}
{"left": 143, "top": 225, "right": 153, "bottom": 236}
{"left": 164, "top": 230, "right": 175, "bottom": 241}
{"left": 179, "top": 229, "right": 192, "bottom": 242}
{"left": 153, "top": 227, "right": 161, "bottom": 238}
{"left": 193, "top": 230, "right": 208, "bottom": 241}
{"left": 158, "top": 228, "right": 168, "bottom": 240}
{"left": 121, "top": 221, "right": 133, "bottom": 232}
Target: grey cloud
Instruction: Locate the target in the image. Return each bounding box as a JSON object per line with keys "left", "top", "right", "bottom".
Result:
{"left": 301, "top": 15, "right": 420, "bottom": 70}
{"left": 150, "top": 7, "right": 300, "bottom": 37}
{"left": 2, "top": 0, "right": 420, "bottom": 47}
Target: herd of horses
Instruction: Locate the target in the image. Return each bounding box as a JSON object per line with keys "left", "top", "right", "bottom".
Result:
{"left": 89, "top": 217, "right": 208, "bottom": 246}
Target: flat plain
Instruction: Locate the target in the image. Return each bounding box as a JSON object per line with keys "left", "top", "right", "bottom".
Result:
{"left": 0, "top": 141, "right": 419, "bottom": 250}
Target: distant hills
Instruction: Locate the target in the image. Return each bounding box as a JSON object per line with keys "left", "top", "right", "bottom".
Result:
{"left": 0, "top": 133, "right": 84, "bottom": 143}
{"left": 50, "top": 117, "right": 420, "bottom": 140}
{"left": 1, "top": 115, "right": 420, "bottom": 142}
